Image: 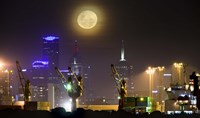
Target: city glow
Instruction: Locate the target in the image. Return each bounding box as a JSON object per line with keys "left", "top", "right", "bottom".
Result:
{"left": 0, "top": 62, "right": 4, "bottom": 69}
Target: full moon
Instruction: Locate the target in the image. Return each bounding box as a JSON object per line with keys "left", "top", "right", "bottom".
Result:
{"left": 77, "top": 10, "right": 98, "bottom": 29}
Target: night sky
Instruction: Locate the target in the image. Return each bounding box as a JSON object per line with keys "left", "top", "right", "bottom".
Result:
{"left": 0, "top": 0, "right": 200, "bottom": 97}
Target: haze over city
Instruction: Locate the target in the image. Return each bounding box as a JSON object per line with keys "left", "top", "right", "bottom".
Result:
{"left": 0, "top": 0, "right": 200, "bottom": 98}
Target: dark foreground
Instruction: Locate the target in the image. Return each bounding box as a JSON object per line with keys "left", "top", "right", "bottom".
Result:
{"left": 0, "top": 108, "right": 199, "bottom": 118}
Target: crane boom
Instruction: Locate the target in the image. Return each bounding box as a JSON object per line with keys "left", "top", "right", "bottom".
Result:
{"left": 16, "top": 60, "right": 31, "bottom": 102}
{"left": 111, "top": 64, "right": 125, "bottom": 93}
{"left": 55, "top": 67, "right": 67, "bottom": 83}
{"left": 68, "top": 66, "right": 79, "bottom": 83}
{"left": 16, "top": 61, "right": 26, "bottom": 94}
{"left": 54, "top": 66, "right": 83, "bottom": 111}
{"left": 111, "top": 64, "right": 127, "bottom": 110}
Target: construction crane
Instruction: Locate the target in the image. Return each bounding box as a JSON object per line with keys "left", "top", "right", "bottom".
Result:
{"left": 111, "top": 64, "right": 127, "bottom": 110}
{"left": 55, "top": 66, "right": 83, "bottom": 111}
{"left": 16, "top": 60, "right": 31, "bottom": 103}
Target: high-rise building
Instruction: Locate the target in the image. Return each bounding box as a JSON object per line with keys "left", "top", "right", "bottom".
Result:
{"left": 116, "top": 40, "right": 134, "bottom": 96}
{"left": 42, "top": 36, "right": 59, "bottom": 76}
{"left": 69, "top": 40, "right": 92, "bottom": 105}
{"left": 0, "top": 69, "right": 13, "bottom": 105}
{"left": 69, "top": 40, "right": 82, "bottom": 76}
{"left": 24, "top": 36, "right": 60, "bottom": 104}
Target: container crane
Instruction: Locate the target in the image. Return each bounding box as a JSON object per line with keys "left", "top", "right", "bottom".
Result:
{"left": 111, "top": 64, "right": 127, "bottom": 110}
{"left": 16, "top": 60, "right": 31, "bottom": 103}
{"left": 55, "top": 66, "right": 83, "bottom": 111}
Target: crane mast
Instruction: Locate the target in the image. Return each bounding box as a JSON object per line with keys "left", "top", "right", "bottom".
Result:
{"left": 111, "top": 64, "right": 127, "bottom": 110}
{"left": 68, "top": 66, "right": 82, "bottom": 89}
{"left": 16, "top": 60, "right": 31, "bottom": 102}
{"left": 55, "top": 66, "right": 83, "bottom": 111}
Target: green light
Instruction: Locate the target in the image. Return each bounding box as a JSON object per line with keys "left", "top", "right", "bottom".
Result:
{"left": 64, "top": 84, "right": 72, "bottom": 91}
{"left": 67, "top": 84, "right": 72, "bottom": 90}
{"left": 64, "top": 84, "right": 67, "bottom": 90}
{"left": 117, "top": 96, "right": 121, "bottom": 99}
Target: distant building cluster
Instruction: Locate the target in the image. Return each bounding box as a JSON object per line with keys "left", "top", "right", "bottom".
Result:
{"left": 0, "top": 37, "right": 134, "bottom": 110}
{"left": 11, "top": 36, "right": 93, "bottom": 109}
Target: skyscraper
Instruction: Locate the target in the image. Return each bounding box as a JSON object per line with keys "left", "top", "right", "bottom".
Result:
{"left": 0, "top": 69, "right": 12, "bottom": 105}
{"left": 116, "top": 40, "right": 134, "bottom": 96}
{"left": 69, "top": 40, "right": 82, "bottom": 76}
{"left": 42, "top": 36, "right": 59, "bottom": 75}
{"left": 26, "top": 36, "right": 60, "bottom": 103}
{"left": 69, "top": 40, "right": 92, "bottom": 105}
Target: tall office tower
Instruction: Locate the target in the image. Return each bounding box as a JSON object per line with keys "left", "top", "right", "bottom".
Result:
{"left": 27, "top": 36, "right": 60, "bottom": 102}
{"left": 30, "top": 61, "right": 49, "bottom": 101}
{"left": 69, "top": 40, "right": 91, "bottom": 105}
{"left": 116, "top": 40, "right": 134, "bottom": 96}
{"left": 70, "top": 40, "right": 82, "bottom": 76}
{"left": 42, "top": 36, "right": 59, "bottom": 76}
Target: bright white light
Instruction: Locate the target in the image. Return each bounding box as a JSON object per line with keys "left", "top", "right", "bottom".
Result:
{"left": 63, "top": 101, "right": 72, "bottom": 112}
{"left": 67, "top": 84, "right": 72, "bottom": 90}
{"left": 167, "top": 87, "right": 172, "bottom": 91}
{"left": 69, "top": 98, "right": 72, "bottom": 102}
{"left": 22, "top": 69, "right": 27, "bottom": 72}
{"left": 180, "top": 94, "right": 186, "bottom": 97}
{"left": 164, "top": 74, "right": 172, "bottom": 77}
{"left": 0, "top": 62, "right": 4, "bottom": 69}
{"left": 196, "top": 73, "right": 200, "bottom": 77}
{"left": 146, "top": 67, "right": 156, "bottom": 74}
{"left": 117, "top": 96, "right": 121, "bottom": 99}
{"left": 152, "top": 90, "right": 158, "bottom": 93}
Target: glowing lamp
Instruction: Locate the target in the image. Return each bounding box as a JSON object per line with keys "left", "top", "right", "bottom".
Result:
{"left": 67, "top": 84, "right": 72, "bottom": 90}
{"left": 140, "top": 97, "right": 144, "bottom": 101}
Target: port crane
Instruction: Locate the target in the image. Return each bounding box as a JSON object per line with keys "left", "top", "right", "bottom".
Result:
{"left": 55, "top": 66, "right": 83, "bottom": 111}
{"left": 111, "top": 64, "right": 127, "bottom": 110}
{"left": 16, "top": 60, "right": 31, "bottom": 103}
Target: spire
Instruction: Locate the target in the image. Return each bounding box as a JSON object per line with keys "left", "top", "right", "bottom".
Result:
{"left": 74, "top": 40, "right": 79, "bottom": 54}
{"left": 120, "top": 40, "right": 126, "bottom": 61}
{"left": 73, "top": 40, "right": 80, "bottom": 64}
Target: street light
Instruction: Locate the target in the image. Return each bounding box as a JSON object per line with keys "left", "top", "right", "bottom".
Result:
{"left": 157, "top": 66, "right": 165, "bottom": 107}
{"left": 174, "top": 62, "right": 183, "bottom": 85}
{"left": 146, "top": 67, "right": 156, "bottom": 98}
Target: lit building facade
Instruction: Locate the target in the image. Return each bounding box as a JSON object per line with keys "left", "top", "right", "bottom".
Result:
{"left": 42, "top": 36, "right": 59, "bottom": 77}
{"left": 22, "top": 36, "right": 61, "bottom": 106}
{"left": 116, "top": 40, "right": 134, "bottom": 96}
{"left": 69, "top": 40, "right": 92, "bottom": 105}
{"left": 0, "top": 70, "right": 13, "bottom": 105}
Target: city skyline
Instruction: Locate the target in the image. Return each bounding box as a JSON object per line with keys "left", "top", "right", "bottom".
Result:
{"left": 0, "top": 0, "right": 200, "bottom": 97}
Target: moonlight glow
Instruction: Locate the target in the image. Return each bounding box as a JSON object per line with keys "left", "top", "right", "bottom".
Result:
{"left": 77, "top": 10, "right": 98, "bottom": 29}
